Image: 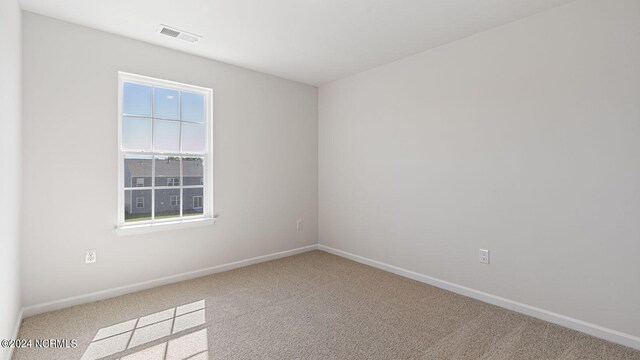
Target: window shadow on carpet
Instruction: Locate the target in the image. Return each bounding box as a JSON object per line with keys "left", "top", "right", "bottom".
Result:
{"left": 81, "top": 300, "right": 207, "bottom": 360}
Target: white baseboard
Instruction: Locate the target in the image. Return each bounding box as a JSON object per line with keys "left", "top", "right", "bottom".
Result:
{"left": 22, "top": 244, "right": 318, "bottom": 318}
{"left": 318, "top": 244, "right": 640, "bottom": 351}
{"left": 17, "top": 243, "right": 640, "bottom": 351}
{"left": 4, "top": 309, "right": 23, "bottom": 360}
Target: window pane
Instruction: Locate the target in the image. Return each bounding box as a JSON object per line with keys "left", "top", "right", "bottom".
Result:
{"left": 122, "top": 117, "right": 152, "bottom": 151}
{"left": 184, "top": 188, "right": 204, "bottom": 216}
{"left": 181, "top": 92, "right": 205, "bottom": 123}
{"left": 124, "top": 155, "right": 152, "bottom": 188}
{"left": 153, "top": 119, "right": 180, "bottom": 152}
{"left": 155, "top": 156, "right": 180, "bottom": 186}
{"left": 125, "top": 189, "right": 152, "bottom": 222}
{"left": 154, "top": 87, "right": 180, "bottom": 120}
{"left": 183, "top": 157, "right": 204, "bottom": 186}
{"left": 155, "top": 189, "right": 180, "bottom": 219}
{"left": 181, "top": 123, "right": 205, "bottom": 153}
{"left": 123, "top": 82, "right": 152, "bottom": 116}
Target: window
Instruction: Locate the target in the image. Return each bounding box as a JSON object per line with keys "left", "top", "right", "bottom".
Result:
{"left": 118, "top": 72, "right": 213, "bottom": 229}
{"left": 167, "top": 177, "right": 179, "bottom": 186}
{"left": 193, "top": 196, "right": 203, "bottom": 209}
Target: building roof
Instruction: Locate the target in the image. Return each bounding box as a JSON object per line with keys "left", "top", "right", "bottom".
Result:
{"left": 125, "top": 158, "right": 203, "bottom": 177}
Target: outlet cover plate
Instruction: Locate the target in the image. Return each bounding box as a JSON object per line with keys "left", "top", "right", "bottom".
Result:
{"left": 85, "top": 250, "right": 97, "bottom": 264}
{"left": 479, "top": 249, "right": 489, "bottom": 264}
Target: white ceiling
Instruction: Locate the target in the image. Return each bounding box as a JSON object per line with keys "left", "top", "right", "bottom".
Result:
{"left": 19, "top": 0, "right": 576, "bottom": 85}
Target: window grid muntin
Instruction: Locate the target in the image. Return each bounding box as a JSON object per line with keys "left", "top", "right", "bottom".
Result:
{"left": 122, "top": 113, "right": 204, "bottom": 125}
{"left": 150, "top": 86, "right": 155, "bottom": 220}
{"left": 120, "top": 74, "right": 209, "bottom": 226}
{"left": 179, "top": 149, "right": 184, "bottom": 218}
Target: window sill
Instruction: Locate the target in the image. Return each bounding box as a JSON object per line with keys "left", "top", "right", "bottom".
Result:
{"left": 116, "top": 217, "right": 216, "bottom": 236}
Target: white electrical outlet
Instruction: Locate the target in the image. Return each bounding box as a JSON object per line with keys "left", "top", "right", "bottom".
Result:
{"left": 296, "top": 219, "right": 303, "bottom": 230}
{"left": 85, "top": 250, "right": 97, "bottom": 264}
{"left": 479, "top": 249, "right": 489, "bottom": 264}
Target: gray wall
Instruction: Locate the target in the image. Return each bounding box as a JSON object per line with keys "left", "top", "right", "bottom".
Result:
{"left": 0, "top": 0, "right": 22, "bottom": 358}
{"left": 21, "top": 13, "right": 318, "bottom": 307}
{"left": 319, "top": 0, "right": 640, "bottom": 338}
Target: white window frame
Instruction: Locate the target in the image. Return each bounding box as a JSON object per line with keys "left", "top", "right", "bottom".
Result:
{"left": 136, "top": 197, "right": 145, "bottom": 208}
{"left": 170, "top": 195, "right": 179, "bottom": 206}
{"left": 167, "top": 177, "right": 179, "bottom": 187}
{"left": 136, "top": 178, "right": 145, "bottom": 187}
{"left": 193, "top": 196, "right": 203, "bottom": 209}
{"left": 117, "top": 72, "right": 215, "bottom": 235}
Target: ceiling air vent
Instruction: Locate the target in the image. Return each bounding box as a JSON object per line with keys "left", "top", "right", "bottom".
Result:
{"left": 158, "top": 25, "right": 201, "bottom": 43}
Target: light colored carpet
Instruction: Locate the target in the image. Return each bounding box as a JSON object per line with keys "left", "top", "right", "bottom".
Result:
{"left": 13, "top": 250, "right": 640, "bottom": 360}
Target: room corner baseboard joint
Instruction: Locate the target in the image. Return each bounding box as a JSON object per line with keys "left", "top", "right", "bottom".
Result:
{"left": 5, "top": 309, "right": 24, "bottom": 360}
